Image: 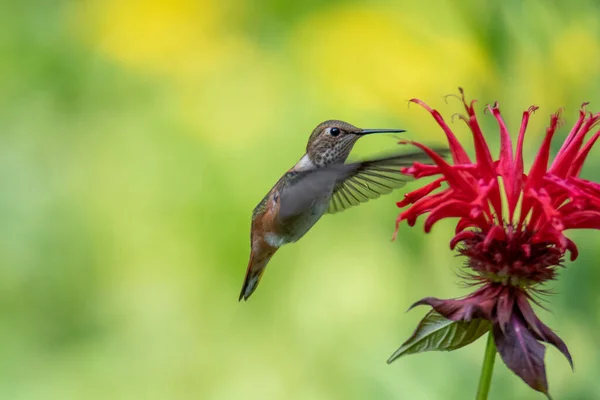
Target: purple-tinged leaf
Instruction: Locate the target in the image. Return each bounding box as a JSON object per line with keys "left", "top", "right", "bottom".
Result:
{"left": 496, "top": 287, "right": 514, "bottom": 334}
{"left": 387, "top": 310, "right": 490, "bottom": 363}
{"left": 409, "top": 285, "right": 503, "bottom": 321}
{"left": 534, "top": 322, "right": 573, "bottom": 371}
{"left": 516, "top": 295, "right": 573, "bottom": 369}
{"left": 409, "top": 296, "right": 490, "bottom": 321}
{"left": 532, "top": 318, "right": 573, "bottom": 370}
{"left": 516, "top": 293, "right": 545, "bottom": 338}
{"left": 494, "top": 315, "right": 550, "bottom": 397}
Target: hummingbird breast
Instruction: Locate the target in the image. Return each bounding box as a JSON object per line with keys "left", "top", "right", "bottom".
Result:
{"left": 277, "top": 194, "right": 330, "bottom": 243}
{"left": 253, "top": 168, "right": 334, "bottom": 249}
{"left": 257, "top": 188, "right": 332, "bottom": 248}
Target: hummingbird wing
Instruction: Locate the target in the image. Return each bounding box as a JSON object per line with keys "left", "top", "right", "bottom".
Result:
{"left": 326, "top": 149, "right": 448, "bottom": 214}
{"left": 278, "top": 148, "right": 448, "bottom": 218}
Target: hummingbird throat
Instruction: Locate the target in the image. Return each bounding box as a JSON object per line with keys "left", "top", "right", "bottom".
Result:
{"left": 295, "top": 154, "right": 316, "bottom": 171}
{"left": 309, "top": 139, "right": 357, "bottom": 167}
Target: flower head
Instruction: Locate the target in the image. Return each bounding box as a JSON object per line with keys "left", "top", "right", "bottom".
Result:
{"left": 394, "top": 89, "right": 600, "bottom": 396}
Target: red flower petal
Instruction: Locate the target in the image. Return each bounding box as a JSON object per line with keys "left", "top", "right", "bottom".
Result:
{"left": 403, "top": 141, "right": 476, "bottom": 196}
{"left": 449, "top": 230, "right": 477, "bottom": 250}
{"left": 550, "top": 111, "right": 600, "bottom": 178}
{"left": 400, "top": 162, "right": 442, "bottom": 178}
{"left": 489, "top": 102, "right": 521, "bottom": 220}
{"left": 520, "top": 112, "right": 561, "bottom": 228}
{"left": 515, "top": 105, "right": 539, "bottom": 181}
{"left": 482, "top": 224, "right": 506, "bottom": 250}
{"left": 562, "top": 210, "right": 600, "bottom": 229}
{"left": 457, "top": 89, "right": 496, "bottom": 179}
{"left": 568, "top": 131, "right": 600, "bottom": 178}
{"left": 409, "top": 98, "right": 471, "bottom": 165}
{"left": 455, "top": 217, "right": 479, "bottom": 233}
{"left": 553, "top": 105, "right": 587, "bottom": 162}
{"left": 424, "top": 200, "right": 486, "bottom": 233}
{"left": 397, "top": 190, "right": 453, "bottom": 226}
{"left": 396, "top": 178, "right": 445, "bottom": 208}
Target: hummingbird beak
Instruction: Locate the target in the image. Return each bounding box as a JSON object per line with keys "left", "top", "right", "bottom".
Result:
{"left": 358, "top": 128, "right": 406, "bottom": 136}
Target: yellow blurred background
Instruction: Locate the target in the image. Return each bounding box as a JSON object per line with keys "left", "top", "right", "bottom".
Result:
{"left": 1, "top": 0, "right": 600, "bottom": 399}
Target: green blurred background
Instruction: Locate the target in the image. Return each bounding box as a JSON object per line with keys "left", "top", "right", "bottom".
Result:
{"left": 1, "top": 0, "right": 600, "bottom": 399}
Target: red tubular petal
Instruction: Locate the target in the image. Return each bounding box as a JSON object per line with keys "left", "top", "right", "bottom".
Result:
{"left": 554, "top": 106, "right": 586, "bottom": 159}
{"left": 471, "top": 178, "right": 501, "bottom": 224}
{"left": 482, "top": 224, "right": 506, "bottom": 250}
{"left": 543, "top": 174, "right": 585, "bottom": 207}
{"left": 449, "top": 231, "right": 477, "bottom": 249}
{"left": 565, "top": 238, "right": 579, "bottom": 261}
{"left": 528, "top": 112, "right": 560, "bottom": 186}
{"left": 403, "top": 163, "right": 482, "bottom": 179}
{"left": 401, "top": 163, "right": 442, "bottom": 178}
{"left": 515, "top": 107, "right": 538, "bottom": 183}
{"left": 424, "top": 200, "right": 481, "bottom": 233}
{"left": 570, "top": 177, "right": 600, "bottom": 197}
{"left": 398, "top": 190, "right": 453, "bottom": 224}
{"left": 457, "top": 90, "right": 496, "bottom": 180}
{"left": 409, "top": 98, "right": 471, "bottom": 164}
{"left": 489, "top": 103, "right": 521, "bottom": 221}
{"left": 530, "top": 188, "right": 563, "bottom": 233}
{"left": 550, "top": 112, "right": 600, "bottom": 178}
{"left": 562, "top": 210, "right": 600, "bottom": 229}
{"left": 568, "top": 130, "right": 600, "bottom": 178}
{"left": 397, "top": 178, "right": 445, "bottom": 207}
{"left": 394, "top": 191, "right": 455, "bottom": 238}
{"left": 462, "top": 134, "right": 502, "bottom": 222}
{"left": 455, "top": 217, "right": 479, "bottom": 233}
{"left": 511, "top": 106, "right": 537, "bottom": 224}
{"left": 532, "top": 228, "right": 568, "bottom": 252}
{"left": 522, "top": 113, "right": 561, "bottom": 226}
{"left": 403, "top": 141, "right": 477, "bottom": 196}
{"left": 558, "top": 199, "right": 598, "bottom": 216}
{"left": 458, "top": 99, "right": 503, "bottom": 225}
{"left": 489, "top": 103, "right": 514, "bottom": 166}
{"left": 526, "top": 201, "right": 544, "bottom": 232}
{"left": 519, "top": 195, "right": 534, "bottom": 228}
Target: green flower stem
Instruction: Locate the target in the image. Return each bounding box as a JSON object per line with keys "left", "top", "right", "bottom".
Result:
{"left": 476, "top": 331, "right": 497, "bottom": 400}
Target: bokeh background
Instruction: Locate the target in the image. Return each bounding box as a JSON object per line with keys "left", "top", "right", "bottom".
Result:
{"left": 1, "top": 0, "right": 600, "bottom": 399}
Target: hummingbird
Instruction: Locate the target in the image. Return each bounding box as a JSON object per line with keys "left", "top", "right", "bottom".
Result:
{"left": 239, "top": 120, "right": 444, "bottom": 301}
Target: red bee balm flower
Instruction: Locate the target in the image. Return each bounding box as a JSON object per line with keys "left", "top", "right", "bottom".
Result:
{"left": 391, "top": 89, "right": 600, "bottom": 396}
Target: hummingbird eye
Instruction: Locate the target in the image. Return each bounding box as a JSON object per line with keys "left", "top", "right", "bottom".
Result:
{"left": 329, "top": 127, "right": 340, "bottom": 136}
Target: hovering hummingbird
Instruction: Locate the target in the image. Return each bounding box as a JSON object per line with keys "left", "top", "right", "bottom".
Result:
{"left": 239, "top": 120, "right": 444, "bottom": 301}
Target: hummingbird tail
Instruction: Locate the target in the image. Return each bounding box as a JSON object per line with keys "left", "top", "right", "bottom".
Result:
{"left": 238, "top": 249, "right": 276, "bottom": 301}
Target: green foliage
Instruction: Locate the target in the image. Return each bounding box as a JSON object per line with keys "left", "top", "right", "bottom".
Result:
{"left": 387, "top": 311, "right": 490, "bottom": 363}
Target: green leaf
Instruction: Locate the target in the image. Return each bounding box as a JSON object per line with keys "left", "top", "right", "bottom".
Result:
{"left": 387, "top": 311, "right": 491, "bottom": 363}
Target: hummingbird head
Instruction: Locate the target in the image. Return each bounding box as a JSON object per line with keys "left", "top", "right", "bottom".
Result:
{"left": 305, "top": 120, "right": 406, "bottom": 166}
